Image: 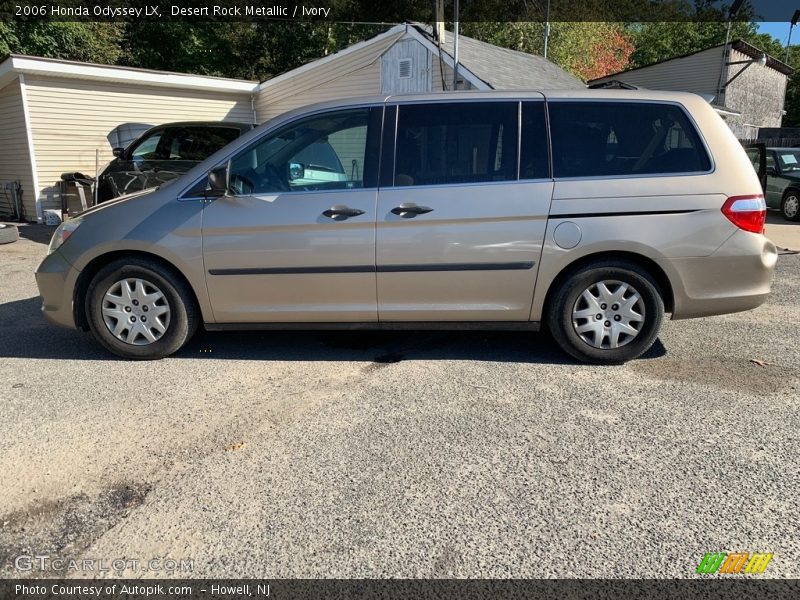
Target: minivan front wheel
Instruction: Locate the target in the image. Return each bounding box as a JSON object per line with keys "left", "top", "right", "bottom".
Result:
{"left": 781, "top": 190, "right": 800, "bottom": 221}
{"left": 547, "top": 260, "right": 664, "bottom": 364}
{"left": 86, "top": 258, "right": 198, "bottom": 359}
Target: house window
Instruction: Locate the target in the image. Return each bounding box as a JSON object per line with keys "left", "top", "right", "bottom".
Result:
{"left": 398, "top": 58, "right": 412, "bottom": 79}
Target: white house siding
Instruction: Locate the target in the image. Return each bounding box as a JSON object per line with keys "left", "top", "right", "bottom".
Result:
{"left": 254, "top": 31, "right": 404, "bottom": 122}
{"left": 431, "top": 54, "right": 475, "bottom": 91}
{"left": 594, "top": 46, "right": 725, "bottom": 96}
{"left": 255, "top": 34, "right": 479, "bottom": 126}
{"left": 23, "top": 75, "right": 253, "bottom": 215}
{"left": 380, "top": 38, "right": 431, "bottom": 94}
{"left": 257, "top": 62, "right": 380, "bottom": 123}
{"left": 0, "top": 78, "right": 37, "bottom": 219}
{"left": 329, "top": 126, "right": 368, "bottom": 182}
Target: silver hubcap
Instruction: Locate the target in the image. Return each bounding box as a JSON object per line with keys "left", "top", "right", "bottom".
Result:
{"left": 785, "top": 195, "right": 799, "bottom": 218}
{"left": 102, "top": 278, "right": 170, "bottom": 346}
{"left": 572, "top": 280, "right": 645, "bottom": 349}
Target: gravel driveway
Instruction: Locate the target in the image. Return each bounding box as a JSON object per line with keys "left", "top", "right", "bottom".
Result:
{"left": 1, "top": 224, "right": 798, "bottom": 578}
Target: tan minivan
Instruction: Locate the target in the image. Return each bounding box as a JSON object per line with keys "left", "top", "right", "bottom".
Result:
{"left": 36, "top": 90, "right": 777, "bottom": 363}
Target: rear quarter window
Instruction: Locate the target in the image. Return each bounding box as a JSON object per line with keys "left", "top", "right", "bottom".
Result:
{"left": 548, "top": 101, "right": 711, "bottom": 178}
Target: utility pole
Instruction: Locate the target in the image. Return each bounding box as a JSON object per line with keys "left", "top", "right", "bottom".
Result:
{"left": 716, "top": 0, "right": 745, "bottom": 102}
{"left": 543, "top": 0, "right": 551, "bottom": 59}
{"left": 434, "top": 0, "right": 445, "bottom": 44}
{"left": 787, "top": 10, "right": 800, "bottom": 63}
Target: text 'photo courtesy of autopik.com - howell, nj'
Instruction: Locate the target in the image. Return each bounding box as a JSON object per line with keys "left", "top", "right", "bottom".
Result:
{"left": 1, "top": 0, "right": 799, "bottom": 599}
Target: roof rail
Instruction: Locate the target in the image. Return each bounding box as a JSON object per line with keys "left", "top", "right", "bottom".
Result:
{"left": 588, "top": 80, "right": 638, "bottom": 90}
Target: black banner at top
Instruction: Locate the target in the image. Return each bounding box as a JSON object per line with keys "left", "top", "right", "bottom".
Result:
{"left": 2, "top": 0, "right": 800, "bottom": 23}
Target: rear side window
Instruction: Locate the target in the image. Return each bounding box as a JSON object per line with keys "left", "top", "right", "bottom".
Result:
{"left": 393, "top": 102, "right": 518, "bottom": 187}
{"left": 548, "top": 102, "right": 711, "bottom": 178}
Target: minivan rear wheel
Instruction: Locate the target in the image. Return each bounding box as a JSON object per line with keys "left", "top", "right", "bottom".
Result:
{"left": 547, "top": 260, "right": 664, "bottom": 364}
{"left": 86, "top": 257, "right": 198, "bottom": 359}
{"left": 781, "top": 190, "right": 800, "bottom": 221}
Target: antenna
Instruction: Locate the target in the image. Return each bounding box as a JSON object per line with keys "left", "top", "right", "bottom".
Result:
{"left": 452, "top": 0, "right": 460, "bottom": 90}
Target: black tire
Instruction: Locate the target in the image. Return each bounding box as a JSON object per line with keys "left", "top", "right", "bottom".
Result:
{"left": 781, "top": 190, "right": 800, "bottom": 221}
{"left": 546, "top": 259, "right": 665, "bottom": 364}
{"left": 0, "top": 223, "right": 19, "bottom": 244}
{"left": 86, "top": 257, "right": 198, "bottom": 359}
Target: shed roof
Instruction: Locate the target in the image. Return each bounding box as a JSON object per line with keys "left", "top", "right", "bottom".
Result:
{"left": 1, "top": 24, "right": 586, "bottom": 97}
{"left": 411, "top": 24, "right": 585, "bottom": 90}
{"left": 0, "top": 54, "right": 257, "bottom": 93}
{"left": 589, "top": 38, "right": 793, "bottom": 84}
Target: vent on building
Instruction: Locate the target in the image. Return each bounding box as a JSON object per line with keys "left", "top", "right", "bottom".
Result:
{"left": 398, "top": 58, "right": 412, "bottom": 79}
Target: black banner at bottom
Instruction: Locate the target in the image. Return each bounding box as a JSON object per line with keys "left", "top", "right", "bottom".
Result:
{"left": 2, "top": 579, "right": 800, "bottom": 600}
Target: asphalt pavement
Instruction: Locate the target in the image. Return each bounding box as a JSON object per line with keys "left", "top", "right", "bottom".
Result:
{"left": 0, "top": 223, "right": 798, "bottom": 578}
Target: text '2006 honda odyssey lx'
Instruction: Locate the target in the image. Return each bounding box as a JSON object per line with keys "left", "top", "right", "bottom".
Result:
{"left": 36, "top": 90, "right": 778, "bottom": 364}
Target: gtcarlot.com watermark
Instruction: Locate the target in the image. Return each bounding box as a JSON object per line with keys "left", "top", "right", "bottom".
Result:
{"left": 12, "top": 554, "right": 193, "bottom": 574}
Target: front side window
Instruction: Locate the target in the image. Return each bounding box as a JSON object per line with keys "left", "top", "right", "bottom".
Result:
{"left": 229, "top": 109, "right": 376, "bottom": 195}
{"left": 393, "top": 102, "right": 518, "bottom": 187}
{"left": 549, "top": 102, "right": 711, "bottom": 178}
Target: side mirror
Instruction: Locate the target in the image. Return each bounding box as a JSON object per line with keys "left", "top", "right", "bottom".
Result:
{"left": 206, "top": 166, "right": 229, "bottom": 197}
{"left": 766, "top": 166, "right": 777, "bottom": 176}
{"left": 112, "top": 147, "right": 125, "bottom": 159}
{"left": 288, "top": 162, "right": 305, "bottom": 181}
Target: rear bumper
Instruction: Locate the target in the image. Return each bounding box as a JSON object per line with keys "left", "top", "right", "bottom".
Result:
{"left": 35, "top": 249, "right": 80, "bottom": 329}
{"left": 668, "top": 230, "right": 777, "bottom": 319}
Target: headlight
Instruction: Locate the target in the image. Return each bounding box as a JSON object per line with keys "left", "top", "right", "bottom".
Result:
{"left": 47, "top": 216, "right": 84, "bottom": 255}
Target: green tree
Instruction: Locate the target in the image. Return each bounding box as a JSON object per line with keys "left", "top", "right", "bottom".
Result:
{"left": 463, "top": 21, "right": 634, "bottom": 82}
{"left": 118, "top": 22, "right": 385, "bottom": 81}
{"left": 3, "top": 21, "right": 123, "bottom": 64}
{"left": 0, "top": 21, "right": 19, "bottom": 57}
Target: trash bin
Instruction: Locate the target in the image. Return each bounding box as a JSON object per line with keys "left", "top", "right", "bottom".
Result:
{"left": 60, "top": 172, "right": 96, "bottom": 218}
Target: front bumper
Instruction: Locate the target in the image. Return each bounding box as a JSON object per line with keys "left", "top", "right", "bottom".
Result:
{"left": 35, "top": 249, "right": 80, "bottom": 329}
{"left": 669, "top": 230, "right": 778, "bottom": 319}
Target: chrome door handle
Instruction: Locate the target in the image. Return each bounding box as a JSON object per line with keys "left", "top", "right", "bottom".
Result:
{"left": 390, "top": 203, "right": 434, "bottom": 218}
{"left": 323, "top": 205, "right": 366, "bottom": 221}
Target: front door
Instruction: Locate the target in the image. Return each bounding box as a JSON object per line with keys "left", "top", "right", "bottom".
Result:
{"left": 375, "top": 100, "right": 553, "bottom": 321}
{"left": 202, "top": 107, "right": 382, "bottom": 323}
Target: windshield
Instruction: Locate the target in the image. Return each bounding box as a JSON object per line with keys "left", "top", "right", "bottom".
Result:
{"left": 775, "top": 149, "right": 800, "bottom": 173}
{"left": 129, "top": 126, "right": 241, "bottom": 161}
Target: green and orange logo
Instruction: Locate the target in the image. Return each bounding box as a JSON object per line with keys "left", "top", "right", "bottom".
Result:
{"left": 696, "top": 552, "right": 773, "bottom": 575}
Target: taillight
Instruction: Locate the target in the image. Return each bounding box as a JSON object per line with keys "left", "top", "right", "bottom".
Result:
{"left": 721, "top": 194, "right": 766, "bottom": 234}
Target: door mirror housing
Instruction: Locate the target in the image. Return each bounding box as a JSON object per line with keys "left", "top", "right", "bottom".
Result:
{"left": 206, "top": 166, "right": 229, "bottom": 197}
{"left": 766, "top": 166, "right": 777, "bottom": 176}
{"left": 288, "top": 162, "right": 305, "bottom": 181}
{"left": 112, "top": 147, "right": 125, "bottom": 159}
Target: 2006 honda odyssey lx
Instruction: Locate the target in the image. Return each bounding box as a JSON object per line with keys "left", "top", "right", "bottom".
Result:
{"left": 36, "top": 90, "right": 778, "bottom": 363}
